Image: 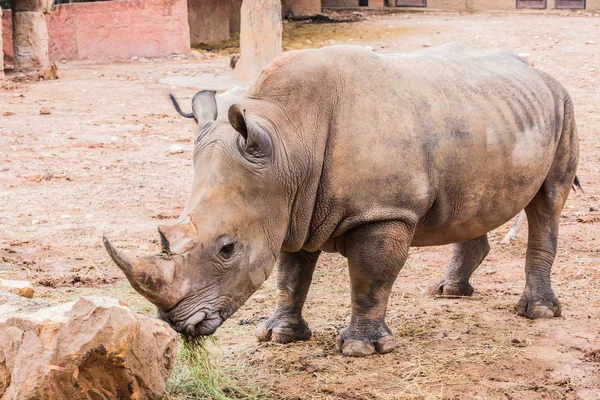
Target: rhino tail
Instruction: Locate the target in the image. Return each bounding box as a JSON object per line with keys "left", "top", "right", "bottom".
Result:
{"left": 572, "top": 175, "right": 582, "bottom": 193}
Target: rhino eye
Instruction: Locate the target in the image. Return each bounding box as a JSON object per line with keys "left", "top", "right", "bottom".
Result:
{"left": 219, "top": 242, "right": 236, "bottom": 260}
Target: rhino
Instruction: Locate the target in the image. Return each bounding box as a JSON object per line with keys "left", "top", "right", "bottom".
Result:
{"left": 104, "top": 44, "right": 579, "bottom": 357}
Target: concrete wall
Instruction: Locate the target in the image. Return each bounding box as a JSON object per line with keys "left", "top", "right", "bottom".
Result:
{"left": 282, "top": 0, "right": 322, "bottom": 15}
{"left": 188, "top": 0, "right": 230, "bottom": 45}
{"left": 322, "top": 0, "right": 386, "bottom": 5}
{"left": 229, "top": 0, "right": 243, "bottom": 32}
{"left": 426, "top": 0, "right": 468, "bottom": 8}
{"left": 427, "top": 0, "right": 600, "bottom": 8}
{"left": 325, "top": 0, "right": 599, "bottom": 7}
{"left": 587, "top": 0, "right": 599, "bottom": 8}
{"left": 2, "top": 0, "right": 190, "bottom": 62}
{"left": 322, "top": 0, "right": 359, "bottom": 6}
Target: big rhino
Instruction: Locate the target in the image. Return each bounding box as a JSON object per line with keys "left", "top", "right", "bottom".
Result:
{"left": 104, "top": 44, "right": 579, "bottom": 357}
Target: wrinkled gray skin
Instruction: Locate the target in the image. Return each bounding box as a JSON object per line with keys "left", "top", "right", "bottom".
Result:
{"left": 104, "top": 44, "right": 579, "bottom": 357}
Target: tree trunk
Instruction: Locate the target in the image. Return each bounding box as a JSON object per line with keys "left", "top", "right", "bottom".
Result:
{"left": 11, "top": 0, "right": 56, "bottom": 77}
{"left": 235, "top": 0, "right": 282, "bottom": 81}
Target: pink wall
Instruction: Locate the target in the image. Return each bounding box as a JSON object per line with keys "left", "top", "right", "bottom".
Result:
{"left": 2, "top": 0, "right": 190, "bottom": 62}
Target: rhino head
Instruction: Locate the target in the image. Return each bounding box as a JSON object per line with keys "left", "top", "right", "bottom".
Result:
{"left": 104, "top": 90, "right": 290, "bottom": 336}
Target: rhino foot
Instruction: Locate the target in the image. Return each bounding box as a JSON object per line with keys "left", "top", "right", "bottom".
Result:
{"left": 337, "top": 324, "right": 397, "bottom": 357}
{"left": 515, "top": 293, "right": 561, "bottom": 319}
{"left": 255, "top": 316, "right": 312, "bottom": 344}
{"left": 428, "top": 280, "right": 474, "bottom": 297}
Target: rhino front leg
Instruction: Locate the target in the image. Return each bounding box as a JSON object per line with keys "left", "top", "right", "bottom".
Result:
{"left": 429, "top": 234, "right": 490, "bottom": 297}
{"left": 256, "top": 249, "right": 320, "bottom": 343}
{"left": 338, "top": 220, "right": 414, "bottom": 357}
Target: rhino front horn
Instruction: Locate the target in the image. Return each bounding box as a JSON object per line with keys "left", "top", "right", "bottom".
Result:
{"left": 102, "top": 236, "right": 184, "bottom": 310}
{"left": 103, "top": 236, "right": 133, "bottom": 273}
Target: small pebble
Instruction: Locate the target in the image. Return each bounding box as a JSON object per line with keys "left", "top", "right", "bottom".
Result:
{"left": 168, "top": 145, "right": 184, "bottom": 155}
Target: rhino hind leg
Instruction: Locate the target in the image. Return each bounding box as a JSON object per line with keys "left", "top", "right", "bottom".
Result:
{"left": 255, "top": 250, "right": 320, "bottom": 344}
{"left": 515, "top": 185, "right": 568, "bottom": 319}
{"left": 515, "top": 97, "right": 578, "bottom": 319}
{"left": 337, "top": 220, "right": 414, "bottom": 357}
{"left": 429, "top": 234, "right": 490, "bottom": 297}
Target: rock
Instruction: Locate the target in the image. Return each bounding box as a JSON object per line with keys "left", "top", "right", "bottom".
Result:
{"left": 510, "top": 335, "right": 527, "bottom": 347}
{"left": 168, "top": 144, "right": 185, "bottom": 155}
{"left": 230, "top": 54, "right": 240, "bottom": 69}
{"left": 0, "top": 290, "right": 41, "bottom": 308}
{"left": 585, "top": 40, "right": 595, "bottom": 45}
{"left": 423, "top": 42, "right": 432, "bottom": 48}
{"left": 190, "top": 50, "right": 204, "bottom": 60}
{"left": 38, "top": 62, "right": 59, "bottom": 80}
{"left": 0, "top": 279, "right": 34, "bottom": 298}
{"left": 39, "top": 107, "right": 51, "bottom": 115}
{"left": 0, "top": 295, "right": 177, "bottom": 399}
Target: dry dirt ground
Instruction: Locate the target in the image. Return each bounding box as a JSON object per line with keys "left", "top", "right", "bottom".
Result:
{"left": 1, "top": 10, "right": 600, "bottom": 400}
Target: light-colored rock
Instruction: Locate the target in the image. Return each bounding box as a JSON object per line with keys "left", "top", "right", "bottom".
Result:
{"left": 236, "top": 0, "right": 282, "bottom": 81}
{"left": 0, "top": 279, "right": 34, "bottom": 298}
{"left": 168, "top": 144, "right": 185, "bottom": 154}
{"left": 0, "top": 295, "right": 177, "bottom": 399}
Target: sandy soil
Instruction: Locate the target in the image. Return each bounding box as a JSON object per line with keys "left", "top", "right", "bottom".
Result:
{"left": 1, "top": 10, "right": 600, "bottom": 400}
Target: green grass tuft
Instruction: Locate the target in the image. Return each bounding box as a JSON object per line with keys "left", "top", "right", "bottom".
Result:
{"left": 165, "top": 335, "right": 251, "bottom": 400}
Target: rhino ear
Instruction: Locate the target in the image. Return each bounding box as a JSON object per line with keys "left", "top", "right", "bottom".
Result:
{"left": 191, "top": 90, "right": 218, "bottom": 122}
{"left": 228, "top": 104, "right": 273, "bottom": 158}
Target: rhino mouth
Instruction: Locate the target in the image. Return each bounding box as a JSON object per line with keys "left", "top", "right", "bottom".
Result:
{"left": 159, "top": 306, "right": 228, "bottom": 337}
{"left": 187, "top": 314, "right": 223, "bottom": 336}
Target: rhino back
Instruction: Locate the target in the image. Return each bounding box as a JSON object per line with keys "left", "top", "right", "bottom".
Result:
{"left": 249, "top": 45, "right": 572, "bottom": 250}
